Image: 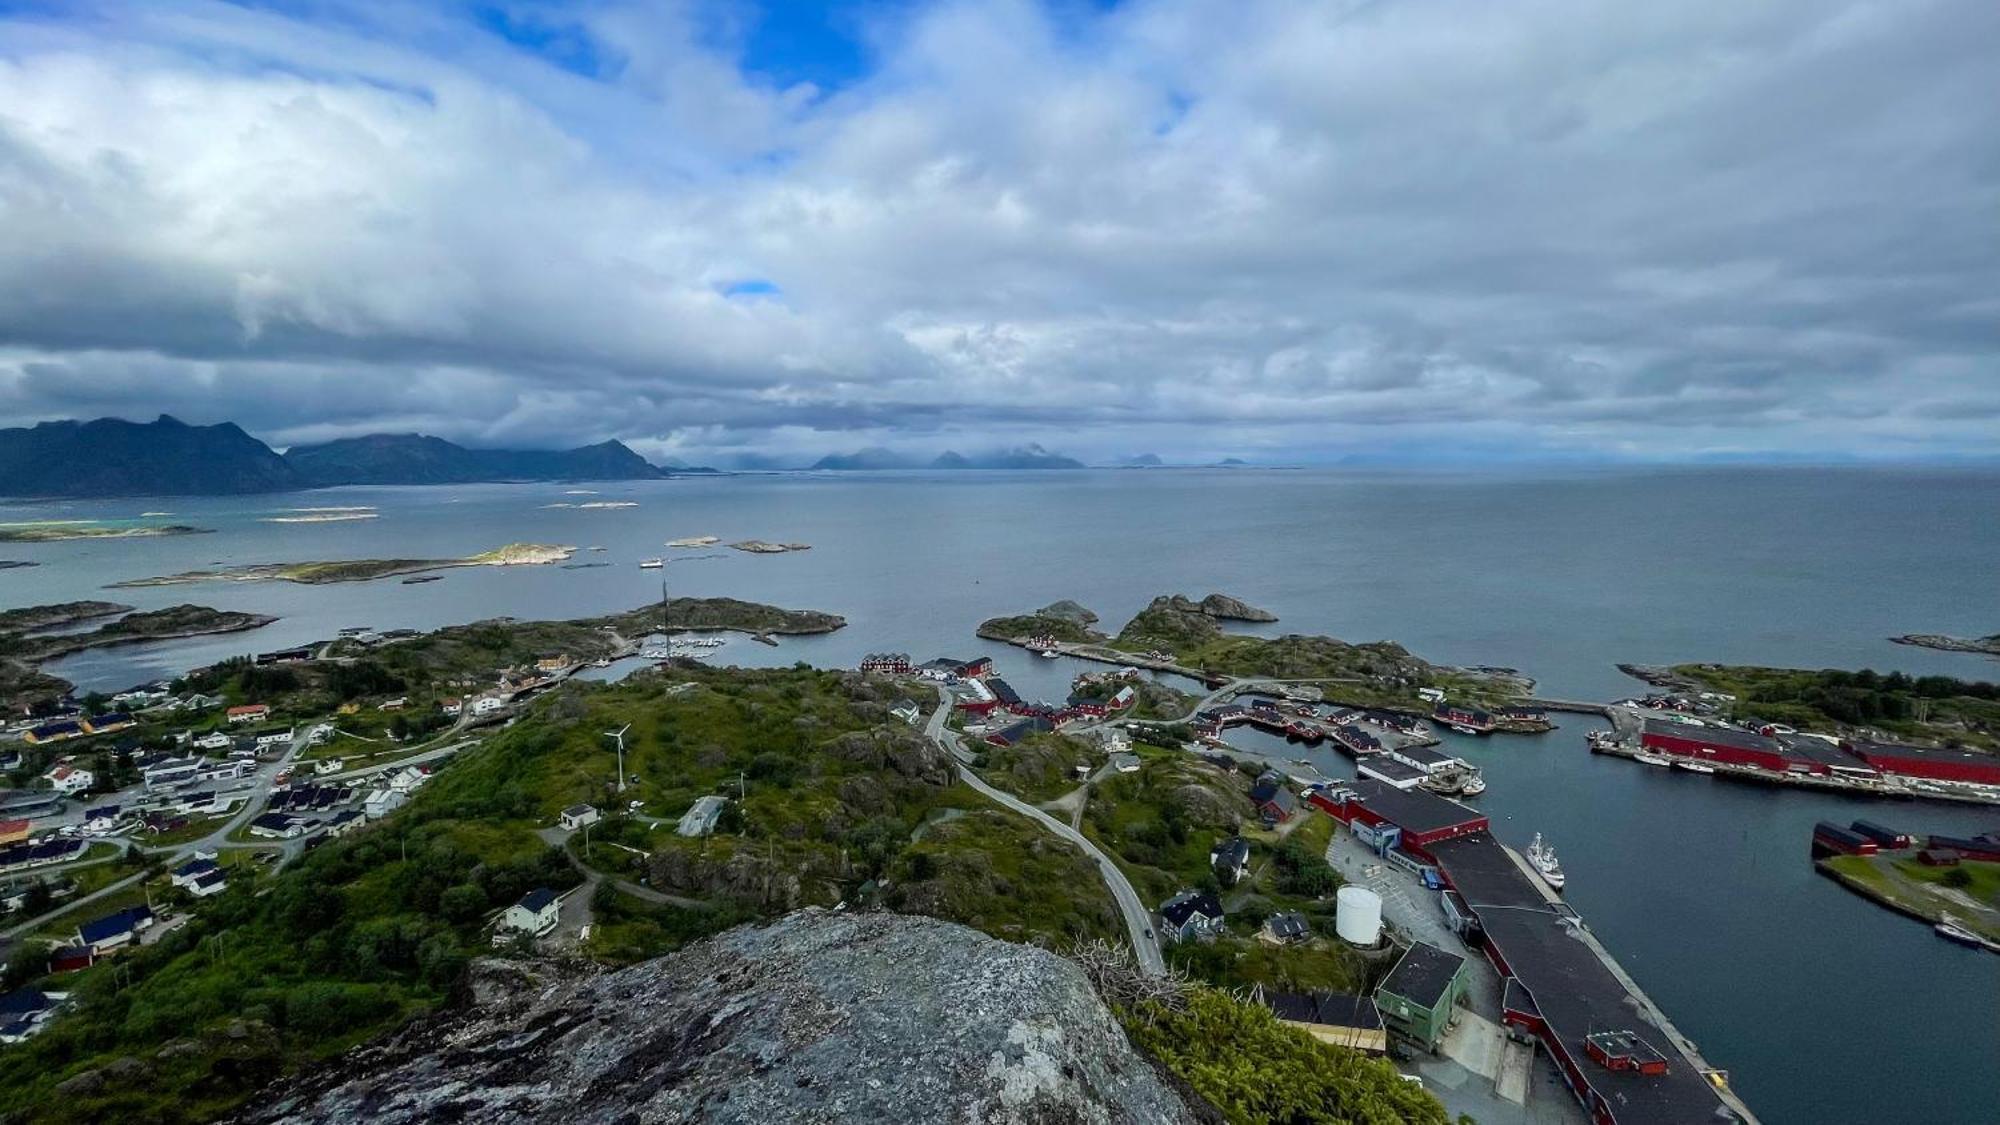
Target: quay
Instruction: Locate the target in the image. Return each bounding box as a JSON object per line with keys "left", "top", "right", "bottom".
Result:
{"left": 1310, "top": 781, "right": 1758, "bottom": 1125}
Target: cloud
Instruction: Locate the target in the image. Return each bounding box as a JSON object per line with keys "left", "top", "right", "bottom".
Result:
{"left": 0, "top": 0, "right": 1994, "bottom": 464}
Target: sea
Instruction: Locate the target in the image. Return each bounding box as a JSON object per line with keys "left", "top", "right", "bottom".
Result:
{"left": 3, "top": 466, "right": 1997, "bottom": 1123}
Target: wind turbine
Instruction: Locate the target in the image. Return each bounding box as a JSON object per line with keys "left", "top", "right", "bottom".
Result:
{"left": 604, "top": 724, "right": 631, "bottom": 793}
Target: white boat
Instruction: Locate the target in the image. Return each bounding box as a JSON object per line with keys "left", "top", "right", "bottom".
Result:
{"left": 1528, "top": 832, "right": 1566, "bottom": 892}
{"left": 638, "top": 558, "right": 664, "bottom": 569}
{"left": 588, "top": 545, "right": 607, "bottom": 552}
{"left": 1447, "top": 723, "right": 1480, "bottom": 736}
{"left": 1634, "top": 752, "right": 1672, "bottom": 767}
{"left": 1039, "top": 648, "right": 1061, "bottom": 658}
{"left": 1675, "top": 760, "right": 1717, "bottom": 775}
{"left": 1460, "top": 772, "right": 1487, "bottom": 796}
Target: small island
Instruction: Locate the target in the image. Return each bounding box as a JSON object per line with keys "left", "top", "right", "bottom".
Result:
{"left": 0, "top": 521, "right": 211, "bottom": 542}
{"left": 0, "top": 600, "right": 133, "bottom": 633}
{"left": 110, "top": 542, "right": 577, "bottom": 587}
{"left": 667, "top": 535, "right": 721, "bottom": 548}
{"left": 0, "top": 560, "right": 36, "bottom": 570}
{"left": 730, "top": 540, "right": 812, "bottom": 554}
{"left": 1892, "top": 633, "right": 2000, "bottom": 658}
{"left": 978, "top": 593, "right": 1529, "bottom": 706}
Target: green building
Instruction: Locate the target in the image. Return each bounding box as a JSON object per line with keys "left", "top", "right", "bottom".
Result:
{"left": 1374, "top": 941, "right": 1469, "bottom": 1052}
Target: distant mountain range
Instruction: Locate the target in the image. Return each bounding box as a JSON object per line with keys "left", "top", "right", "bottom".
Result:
{"left": 0, "top": 416, "right": 301, "bottom": 498}
{"left": 810, "top": 444, "right": 1086, "bottom": 471}
{"left": 0, "top": 416, "right": 713, "bottom": 499}
{"left": 285, "top": 433, "right": 673, "bottom": 487}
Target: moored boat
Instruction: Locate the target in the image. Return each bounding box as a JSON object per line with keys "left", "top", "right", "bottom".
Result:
{"left": 1935, "top": 915, "right": 2000, "bottom": 953}
{"left": 1634, "top": 752, "right": 1672, "bottom": 767}
{"left": 1675, "top": 760, "right": 1717, "bottom": 774}
{"left": 1528, "top": 832, "right": 1566, "bottom": 892}
{"left": 638, "top": 558, "right": 664, "bottom": 569}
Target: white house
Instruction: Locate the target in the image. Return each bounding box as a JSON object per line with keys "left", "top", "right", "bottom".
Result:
{"left": 42, "top": 763, "right": 92, "bottom": 796}
{"left": 142, "top": 757, "right": 203, "bottom": 791}
{"left": 191, "top": 731, "right": 232, "bottom": 752}
{"left": 226, "top": 704, "right": 270, "bottom": 724}
{"left": 440, "top": 698, "right": 463, "bottom": 717}
{"left": 1109, "top": 752, "right": 1142, "bottom": 773}
{"left": 676, "top": 796, "right": 727, "bottom": 837}
{"left": 254, "top": 728, "right": 296, "bottom": 750}
{"left": 1417, "top": 687, "right": 1446, "bottom": 704}
{"left": 559, "top": 804, "right": 600, "bottom": 831}
{"left": 170, "top": 858, "right": 220, "bottom": 889}
{"left": 1159, "top": 890, "right": 1227, "bottom": 943}
{"left": 314, "top": 758, "right": 345, "bottom": 776}
{"left": 500, "top": 888, "right": 560, "bottom": 936}
{"left": 187, "top": 870, "right": 227, "bottom": 898}
{"left": 322, "top": 809, "right": 364, "bottom": 837}
{"left": 388, "top": 766, "right": 430, "bottom": 794}
{"left": 471, "top": 696, "right": 505, "bottom": 716}
{"left": 363, "top": 789, "right": 408, "bottom": 820}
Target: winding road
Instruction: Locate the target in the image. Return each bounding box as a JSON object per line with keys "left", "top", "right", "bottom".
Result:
{"left": 925, "top": 689, "right": 1166, "bottom": 975}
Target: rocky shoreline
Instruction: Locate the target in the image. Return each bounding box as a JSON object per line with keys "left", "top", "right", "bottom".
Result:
{"left": 1892, "top": 633, "right": 2000, "bottom": 657}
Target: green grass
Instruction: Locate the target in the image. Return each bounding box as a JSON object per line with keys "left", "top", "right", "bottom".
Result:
{"left": 1670, "top": 664, "right": 2000, "bottom": 749}
{"left": 884, "top": 808, "right": 1123, "bottom": 947}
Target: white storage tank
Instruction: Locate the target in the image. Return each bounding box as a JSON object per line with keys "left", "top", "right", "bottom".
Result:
{"left": 1336, "top": 885, "right": 1383, "bottom": 946}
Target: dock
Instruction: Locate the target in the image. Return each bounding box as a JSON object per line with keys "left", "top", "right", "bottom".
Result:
{"left": 1315, "top": 783, "right": 1758, "bottom": 1124}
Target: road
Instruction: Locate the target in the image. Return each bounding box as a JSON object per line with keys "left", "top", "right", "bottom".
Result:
{"left": 925, "top": 689, "right": 1166, "bottom": 975}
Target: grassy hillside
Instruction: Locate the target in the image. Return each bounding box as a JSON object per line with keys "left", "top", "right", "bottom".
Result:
{"left": 1670, "top": 664, "right": 2000, "bottom": 749}
{"left": 0, "top": 664, "right": 1127, "bottom": 1122}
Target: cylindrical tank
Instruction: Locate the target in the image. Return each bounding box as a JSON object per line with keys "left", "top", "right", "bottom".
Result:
{"left": 1336, "top": 885, "right": 1383, "bottom": 946}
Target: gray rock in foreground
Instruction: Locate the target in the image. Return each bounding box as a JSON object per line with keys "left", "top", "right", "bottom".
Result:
{"left": 235, "top": 909, "right": 1195, "bottom": 1125}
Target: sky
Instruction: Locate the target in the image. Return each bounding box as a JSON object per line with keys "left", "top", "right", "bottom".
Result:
{"left": 0, "top": 0, "right": 1995, "bottom": 467}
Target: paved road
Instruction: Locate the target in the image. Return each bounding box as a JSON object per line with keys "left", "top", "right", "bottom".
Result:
{"left": 925, "top": 689, "right": 1166, "bottom": 975}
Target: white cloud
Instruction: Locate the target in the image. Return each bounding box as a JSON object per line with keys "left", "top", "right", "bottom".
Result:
{"left": 0, "top": 0, "right": 1994, "bottom": 464}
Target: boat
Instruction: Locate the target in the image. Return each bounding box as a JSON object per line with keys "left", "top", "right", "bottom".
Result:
{"left": 638, "top": 558, "right": 664, "bottom": 569}
{"left": 1675, "top": 760, "right": 1717, "bottom": 775}
{"left": 588, "top": 545, "right": 607, "bottom": 552}
{"left": 1527, "top": 833, "right": 1566, "bottom": 892}
{"left": 1040, "top": 649, "right": 1061, "bottom": 658}
{"left": 1447, "top": 723, "right": 1481, "bottom": 736}
{"left": 1460, "top": 772, "right": 1486, "bottom": 796}
{"left": 1634, "top": 752, "right": 1672, "bottom": 767}
{"left": 400, "top": 574, "right": 443, "bottom": 585}
{"left": 1935, "top": 915, "right": 2000, "bottom": 952}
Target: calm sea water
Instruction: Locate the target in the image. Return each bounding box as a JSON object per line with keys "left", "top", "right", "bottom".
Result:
{"left": 4, "top": 467, "right": 1997, "bottom": 1122}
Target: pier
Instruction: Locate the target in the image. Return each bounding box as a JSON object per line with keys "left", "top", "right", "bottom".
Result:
{"left": 1314, "top": 782, "right": 1758, "bottom": 1124}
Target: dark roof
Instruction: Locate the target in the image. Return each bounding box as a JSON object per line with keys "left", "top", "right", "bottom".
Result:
{"left": 0, "top": 988, "right": 53, "bottom": 1018}
{"left": 1848, "top": 740, "right": 2000, "bottom": 770}
{"left": 1265, "top": 991, "right": 1381, "bottom": 1029}
{"left": 1776, "top": 736, "right": 1873, "bottom": 771}
{"left": 1377, "top": 941, "right": 1464, "bottom": 1008}
{"left": 518, "top": 887, "right": 558, "bottom": 912}
{"left": 986, "top": 678, "right": 1022, "bottom": 705}
{"left": 78, "top": 905, "right": 152, "bottom": 944}
{"left": 1427, "top": 834, "right": 1736, "bottom": 1124}
{"left": 562, "top": 803, "right": 596, "bottom": 817}
{"left": 250, "top": 813, "right": 296, "bottom": 831}
{"left": 1210, "top": 837, "right": 1250, "bottom": 869}
{"left": 87, "top": 712, "right": 133, "bottom": 726}
{"left": 191, "top": 870, "right": 226, "bottom": 889}
{"left": 1641, "top": 719, "right": 1776, "bottom": 752}
{"left": 1160, "top": 891, "right": 1224, "bottom": 927}
{"left": 1341, "top": 779, "right": 1487, "bottom": 836}
{"left": 1359, "top": 757, "right": 1427, "bottom": 784}
{"left": 1266, "top": 911, "right": 1311, "bottom": 940}
{"left": 173, "top": 858, "right": 219, "bottom": 879}
{"left": 30, "top": 721, "right": 81, "bottom": 738}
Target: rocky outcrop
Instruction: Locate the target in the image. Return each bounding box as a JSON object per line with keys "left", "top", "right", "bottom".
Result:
{"left": 1038, "top": 600, "right": 1100, "bottom": 627}
{"left": 1196, "top": 593, "right": 1276, "bottom": 623}
{"left": 233, "top": 910, "right": 1195, "bottom": 1125}
{"left": 1892, "top": 633, "right": 2000, "bottom": 657}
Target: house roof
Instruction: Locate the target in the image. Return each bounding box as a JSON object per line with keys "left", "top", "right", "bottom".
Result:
{"left": 191, "top": 870, "right": 226, "bottom": 890}
{"left": 173, "top": 858, "right": 219, "bottom": 879}
{"left": 1160, "top": 890, "right": 1224, "bottom": 927}
{"left": 1210, "top": 837, "right": 1250, "bottom": 869}
{"left": 1265, "top": 911, "right": 1311, "bottom": 940}
{"left": 1378, "top": 941, "right": 1465, "bottom": 1009}
{"left": 0, "top": 988, "right": 54, "bottom": 1018}
{"left": 518, "top": 887, "right": 558, "bottom": 912}
{"left": 562, "top": 803, "right": 596, "bottom": 817}
{"left": 78, "top": 906, "right": 153, "bottom": 945}
{"left": 250, "top": 813, "right": 297, "bottom": 831}
{"left": 1265, "top": 991, "right": 1381, "bottom": 1029}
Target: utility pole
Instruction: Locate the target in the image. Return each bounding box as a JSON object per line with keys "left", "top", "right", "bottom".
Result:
{"left": 605, "top": 725, "right": 631, "bottom": 793}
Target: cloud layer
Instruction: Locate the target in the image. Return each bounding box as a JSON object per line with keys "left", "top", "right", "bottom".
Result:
{"left": 1, "top": 0, "right": 1995, "bottom": 464}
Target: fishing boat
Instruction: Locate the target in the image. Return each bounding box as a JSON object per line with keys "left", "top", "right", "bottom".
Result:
{"left": 1634, "top": 752, "right": 1672, "bottom": 767}
{"left": 1447, "top": 723, "right": 1481, "bottom": 736}
{"left": 1460, "top": 771, "right": 1487, "bottom": 796}
{"left": 1040, "top": 648, "right": 1061, "bottom": 658}
{"left": 1675, "top": 760, "right": 1717, "bottom": 775}
{"left": 638, "top": 558, "right": 664, "bottom": 569}
{"left": 1527, "top": 833, "right": 1566, "bottom": 892}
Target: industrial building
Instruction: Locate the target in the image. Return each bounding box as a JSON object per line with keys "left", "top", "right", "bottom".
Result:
{"left": 1373, "top": 942, "right": 1469, "bottom": 1053}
